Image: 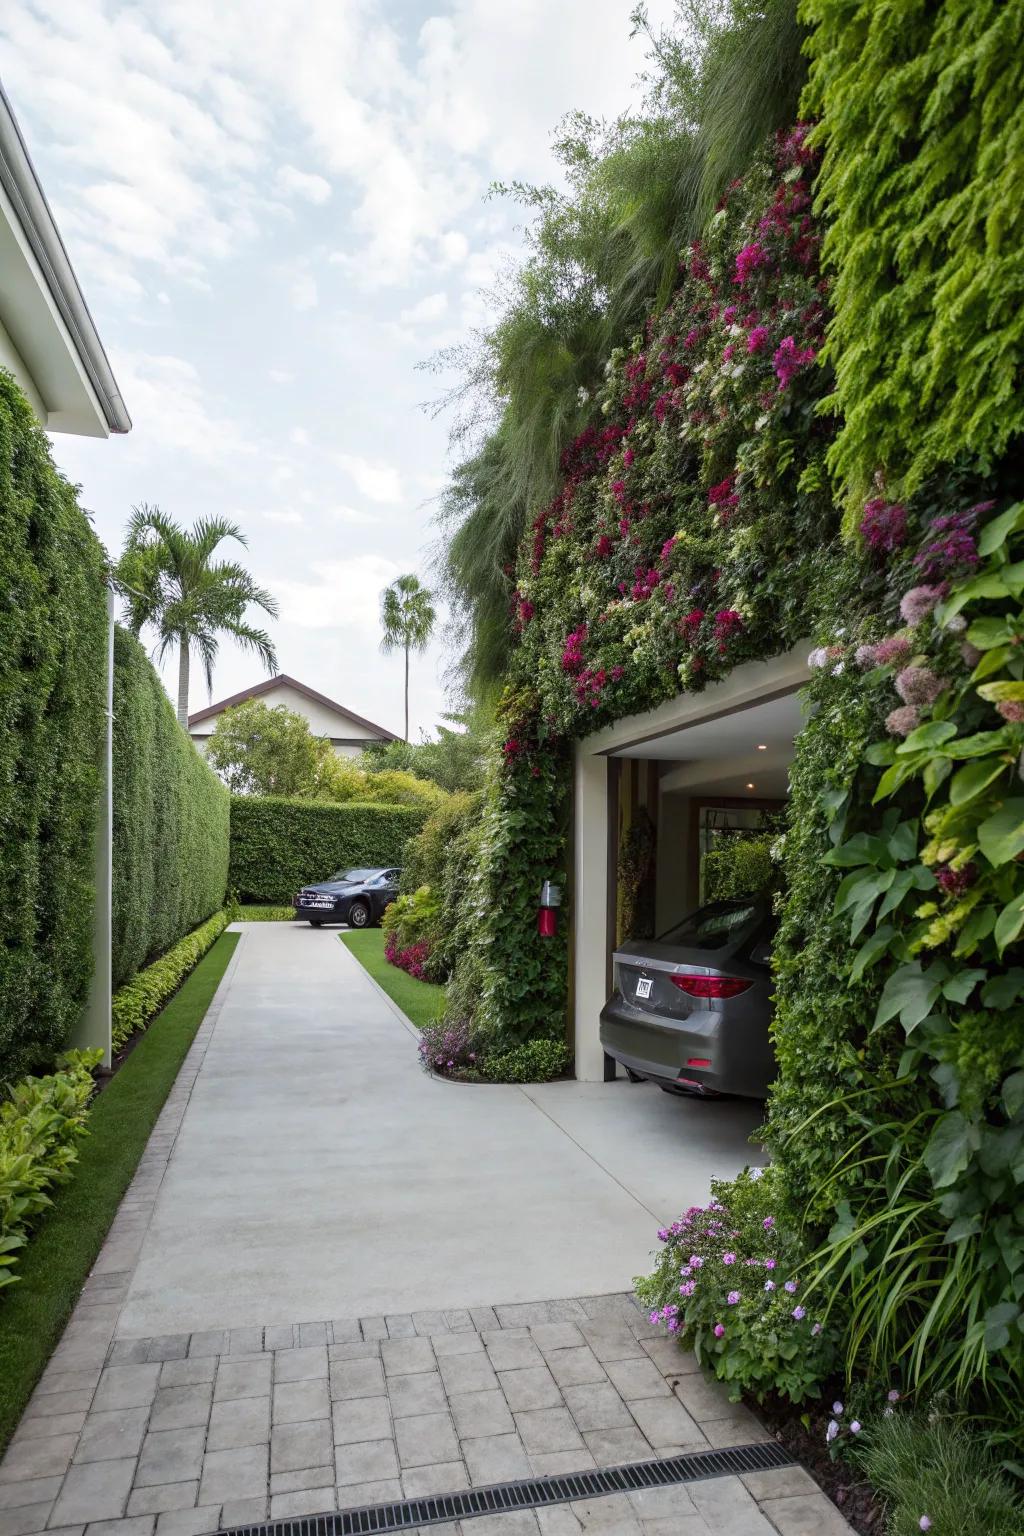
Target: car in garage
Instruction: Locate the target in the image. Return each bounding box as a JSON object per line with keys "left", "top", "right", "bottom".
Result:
{"left": 599, "top": 897, "right": 776, "bottom": 1099}
{"left": 293, "top": 867, "right": 401, "bottom": 928}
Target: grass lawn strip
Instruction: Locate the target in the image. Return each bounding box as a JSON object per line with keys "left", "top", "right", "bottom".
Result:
{"left": 340, "top": 928, "right": 445, "bottom": 1030}
{"left": 0, "top": 931, "right": 239, "bottom": 1455}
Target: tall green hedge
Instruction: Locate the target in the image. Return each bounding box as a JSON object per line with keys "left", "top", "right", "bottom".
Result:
{"left": 112, "top": 629, "right": 229, "bottom": 988}
{"left": 229, "top": 796, "right": 429, "bottom": 903}
{"left": 0, "top": 373, "right": 107, "bottom": 1079}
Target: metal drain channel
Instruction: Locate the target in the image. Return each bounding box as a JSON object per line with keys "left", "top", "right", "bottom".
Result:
{"left": 219, "top": 1438, "right": 792, "bottom": 1536}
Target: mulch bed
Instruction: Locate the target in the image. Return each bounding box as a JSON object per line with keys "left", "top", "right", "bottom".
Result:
{"left": 752, "top": 1391, "right": 886, "bottom": 1534}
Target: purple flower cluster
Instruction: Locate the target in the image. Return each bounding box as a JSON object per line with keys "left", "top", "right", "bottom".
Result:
{"left": 914, "top": 505, "right": 986, "bottom": 579}
{"left": 417, "top": 1018, "right": 478, "bottom": 1079}
{"left": 860, "top": 497, "right": 907, "bottom": 554}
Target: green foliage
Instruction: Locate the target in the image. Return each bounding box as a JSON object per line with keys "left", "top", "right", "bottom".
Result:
{"left": 0, "top": 1053, "right": 98, "bottom": 1293}
{"left": 379, "top": 573, "right": 436, "bottom": 741}
{"left": 311, "top": 753, "right": 447, "bottom": 813}
{"left": 401, "top": 792, "right": 481, "bottom": 894}
{"left": 112, "top": 628, "right": 231, "bottom": 990}
{"left": 445, "top": 688, "right": 572, "bottom": 1045}
{"left": 235, "top": 906, "right": 296, "bottom": 922}
{"left": 0, "top": 372, "right": 107, "bottom": 1078}
{"left": 850, "top": 1411, "right": 1024, "bottom": 1536}
{"left": 206, "top": 698, "right": 325, "bottom": 796}
{"left": 618, "top": 809, "right": 657, "bottom": 941}
{"left": 382, "top": 885, "right": 443, "bottom": 981}
{"left": 802, "top": 0, "right": 1024, "bottom": 506}
{"left": 114, "top": 504, "right": 277, "bottom": 723}
{"left": 702, "top": 831, "right": 777, "bottom": 900}
{"left": 358, "top": 713, "right": 487, "bottom": 794}
{"left": 111, "top": 909, "right": 230, "bottom": 1050}
{"left": 480, "top": 1038, "right": 571, "bottom": 1083}
{"left": 635, "top": 1166, "right": 836, "bottom": 1404}
{"left": 229, "top": 796, "right": 428, "bottom": 903}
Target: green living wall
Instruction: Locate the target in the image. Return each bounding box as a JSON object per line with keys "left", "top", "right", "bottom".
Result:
{"left": 112, "top": 628, "right": 230, "bottom": 989}
{"left": 229, "top": 796, "right": 429, "bottom": 904}
{"left": 0, "top": 373, "right": 107, "bottom": 1079}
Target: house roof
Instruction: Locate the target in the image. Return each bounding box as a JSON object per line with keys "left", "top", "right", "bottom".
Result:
{"left": 188, "top": 674, "right": 398, "bottom": 740}
{"left": 0, "top": 80, "right": 130, "bottom": 436}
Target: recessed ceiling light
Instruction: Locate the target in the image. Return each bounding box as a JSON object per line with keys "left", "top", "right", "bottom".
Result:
{"left": 746, "top": 782, "right": 755, "bottom": 790}
{"left": 756, "top": 743, "right": 767, "bottom": 751}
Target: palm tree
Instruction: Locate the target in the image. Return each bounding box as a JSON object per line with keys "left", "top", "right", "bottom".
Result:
{"left": 114, "top": 504, "right": 279, "bottom": 727}
{"left": 379, "top": 574, "right": 436, "bottom": 742}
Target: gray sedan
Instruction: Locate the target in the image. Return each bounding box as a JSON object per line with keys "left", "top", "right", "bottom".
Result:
{"left": 599, "top": 899, "right": 776, "bottom": 1099}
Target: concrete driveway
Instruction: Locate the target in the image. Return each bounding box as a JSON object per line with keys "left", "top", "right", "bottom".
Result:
{"left": 116, "top": 923, "right": 761, "bottom": 1339}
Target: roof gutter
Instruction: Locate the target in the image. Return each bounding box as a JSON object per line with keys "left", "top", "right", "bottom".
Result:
{"left": 0, "top": 80, "right": 131, "bottom": 433}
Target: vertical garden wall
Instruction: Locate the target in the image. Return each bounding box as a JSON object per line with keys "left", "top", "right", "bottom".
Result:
{"left": 0, "top": 373, "right": 108, "bottom": 1078}
{"left": 111, "top": 629, "right": 230, "bottom": 989}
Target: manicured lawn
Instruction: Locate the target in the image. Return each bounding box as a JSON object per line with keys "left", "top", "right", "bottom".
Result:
{"left": 340, "top": 930, "right": 445, "bottom": 1029}
{"left": 0, "top": 932, "right": 239, "bottom": 1455}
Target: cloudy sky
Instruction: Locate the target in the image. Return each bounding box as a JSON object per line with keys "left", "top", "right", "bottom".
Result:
{"left": 2, "top": 0, "right": 675, "bottom": 738}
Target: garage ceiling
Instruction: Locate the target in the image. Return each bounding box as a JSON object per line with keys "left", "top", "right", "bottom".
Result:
{"left": 610, "top": 689, "right": 806, "bottom": 762}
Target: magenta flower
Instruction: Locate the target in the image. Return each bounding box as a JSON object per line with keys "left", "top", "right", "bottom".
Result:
{"left": 860, "top": 497, "right": 908, "bottom": 554}
{"left": 734, "top": 242, "right": 769, "bottom": 285}
{"left": 727, "top": 1290, "right": 741, "bottom": 1305}
{"left": 772, "top": 335, "right": 816, "bottom": 389}
{"left": 713, "top": 1323, "right": 725, "bottom": 1338}
{"left": 764, "top": 1258, "right": 776, "bottom": 1270}
{"left": 762, "top": 1216, "right": 774, "bottom": 1230}
{"left": 747, "top": 325, "right": 769, "bottom": 354}
{"left": 722, "top": 1252, "right": 737, "bottom": 1266}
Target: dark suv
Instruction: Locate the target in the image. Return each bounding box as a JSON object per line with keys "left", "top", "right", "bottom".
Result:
{"left": 293, "top": 868, "right": 401, "bottom": 928}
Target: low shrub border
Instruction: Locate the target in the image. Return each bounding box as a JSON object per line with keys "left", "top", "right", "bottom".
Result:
{"left": 340, "top": 930, "right": 445, "bottom": 1032}
{"left": 0, "top": 931, "right": 239, "bottom": 1455}
{"left": 111, "top": 910, "right": 230, "bottom": 1051}
{"left": 0, "top": 1053, "right": 99, "bottom": 1294}
{"left": 236, "top": 905, "right": 298, "bottom": 921}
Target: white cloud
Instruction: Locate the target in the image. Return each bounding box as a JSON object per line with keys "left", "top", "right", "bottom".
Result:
{"left": 263, "top": 508, "right": 303, "bottom": 524}
{"left": 109, "top": 350, "right": 253, "bottom": 464}
{"left": 268, "top": 368, "right": 294, "bottom": 384}
{"left": 336, "top": 453, "right": 402, "bottom": 505}
{"left": 276, "top": 554, "right": 401, "bottom": 630}
{"left": 331, "top": 504, "right": 376, "bottom": 525}
{"left": 289, "top": 273, "right": 318, "bottom": 310}
{"left": 399, "top": 291, "right": 448, "bottom": 325}
{"left": 289, "top": 427, "right": 310, "bottom": 446}
{"left": 276, "top": 163, "right": 331, "bottom": 204}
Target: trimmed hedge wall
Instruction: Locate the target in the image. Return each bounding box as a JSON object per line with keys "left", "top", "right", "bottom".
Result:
{"left": 112, "top": 629, "right": 230, "bottom": 989}
{"left": 229, "top": 796, "right": 428, "bottom": 903}
{"left": 0, "top": 373, "right": 108, "bottom": 1079}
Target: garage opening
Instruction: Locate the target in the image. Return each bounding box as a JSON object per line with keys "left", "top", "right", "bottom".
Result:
{"left": 571, "top": 646, "right": 809, "bottom": 1085}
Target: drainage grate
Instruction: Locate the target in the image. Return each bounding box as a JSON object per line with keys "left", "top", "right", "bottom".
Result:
{"left": 219, "top": 1438, "right": 792, "bottom": 1536}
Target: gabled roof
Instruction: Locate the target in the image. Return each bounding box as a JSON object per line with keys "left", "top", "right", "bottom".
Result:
{"left": 188, "top": 674, "right": 397, "bottom": 740}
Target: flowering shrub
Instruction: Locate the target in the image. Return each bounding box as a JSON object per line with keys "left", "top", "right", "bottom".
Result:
{"left": 382, "top": 886, "right": 444, "bottom": 982}
{"left": 634, "top": 1167, "right": 836, "bottom": 1403}
{"left": 417, "top": 1017, "right": 481, "bottom": 1079}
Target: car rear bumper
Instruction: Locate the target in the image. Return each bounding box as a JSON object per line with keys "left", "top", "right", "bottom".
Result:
{"left": 599, "top": 995, "right": 770, "bottom": 1099}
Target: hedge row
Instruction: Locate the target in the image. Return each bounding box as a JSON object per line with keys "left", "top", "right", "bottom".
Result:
{"left": 229, "top": 796, "right": 428, "bottom": 903}
{"left": 0, "top": 374, "right": 108, "bottom": 1079}
{"left": 111, "top": 909, "right": 230, "bottom": 1050}
{"left": 112, "top": 630, "right": 230, "bottom": 988}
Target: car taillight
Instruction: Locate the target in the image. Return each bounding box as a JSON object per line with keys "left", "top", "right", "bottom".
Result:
{"left": 670, "top": 973, "right": 752, "bottom": 999}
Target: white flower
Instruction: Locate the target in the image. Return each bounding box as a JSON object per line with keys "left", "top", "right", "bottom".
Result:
{"left": 748, "top": 1165, "right": 765, "bottom": 1180}
{"left": 808, "top": 647, "right": 829, "bottom": 669}
{"left": 831, "top": 662, "right": 844, "bottom": 676}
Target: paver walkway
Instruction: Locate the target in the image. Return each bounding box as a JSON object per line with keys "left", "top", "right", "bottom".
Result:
{"left": 0, "top": 925, "right": 854, "bottom": 1535}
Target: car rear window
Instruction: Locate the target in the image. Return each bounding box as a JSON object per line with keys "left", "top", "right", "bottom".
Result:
{"left": 657, "top": 901, "right": 759, "bottom": 950}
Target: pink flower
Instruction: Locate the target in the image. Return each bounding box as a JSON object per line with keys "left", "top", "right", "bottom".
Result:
{"left": 722, "top": 1252, "right": 736, "bottom": 1266}
{"left": 998, "top": 700, "right": 1024, "bottom": 722}
{"left": 772, "top": 335, "right": 816, "bottom": 389}
{"left": 792, "top": 1305, "right": 806, "bottom": 1320}
{"left": 784, "top": 1280, "right": 798, "bottom": 1294}
{"left": 861, "top": 498, "right": 907, "bottom": 554}
{"left": 894, "top": 666, "right": 946, "bottom": 707}
{"left": 623, "top": 447, "right": 634, "bottom": 468}
{"left": 734, "top": 242, "right": 769, "bottom": 285}
{"left": 872, "top": 632, "right": 913, "bottom": 666}
{"left": 900, "top": 584, "right": 946, "bottom": 626}
{"left": 713, "top": 1323, "right": 725, "bottom": 1338}
{"left": 762, "top": 1216, "right": 774, "bottom": 1230}
{"left": 886, "top": 705, "right": 920, "bottom": 738}
{"left": 727, "top": 1290, "right": 741, "bottom": 1305}
{"left": 764, "top": 1258, "right": 776, "bottom": 1269}
{"left": 747, "top": 325, "right": 769, "bottom": 354}
{"left": 919, "top": 1520, "right": 932, "bottom": 1533}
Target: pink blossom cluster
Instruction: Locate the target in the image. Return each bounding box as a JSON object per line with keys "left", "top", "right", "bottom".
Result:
{"left": 561, "top": 624, "right": 588, "bottom": 674}
{"left": 772, "top": 335, "right": 816, "bottom": 390}
{"left": 860, "top": 497, "right": 908, "bottom": 554}
{"left": 385, "top": 933, "right": 431, "bottom": 982}
{"left": 734, "top": 241, "right": 769, "bottom": 285}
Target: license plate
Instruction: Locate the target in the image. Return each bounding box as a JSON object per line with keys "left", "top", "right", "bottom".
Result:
{"left": 635, "top": 977, "right": 653, "bottom": 999}
{"left": 305, "top": 900, "right": 333, "bottom": 909}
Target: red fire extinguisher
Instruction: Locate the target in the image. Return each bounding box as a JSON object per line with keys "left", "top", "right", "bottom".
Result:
{"left": 537, "top": 880, "right": 562, "bottom": 937}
